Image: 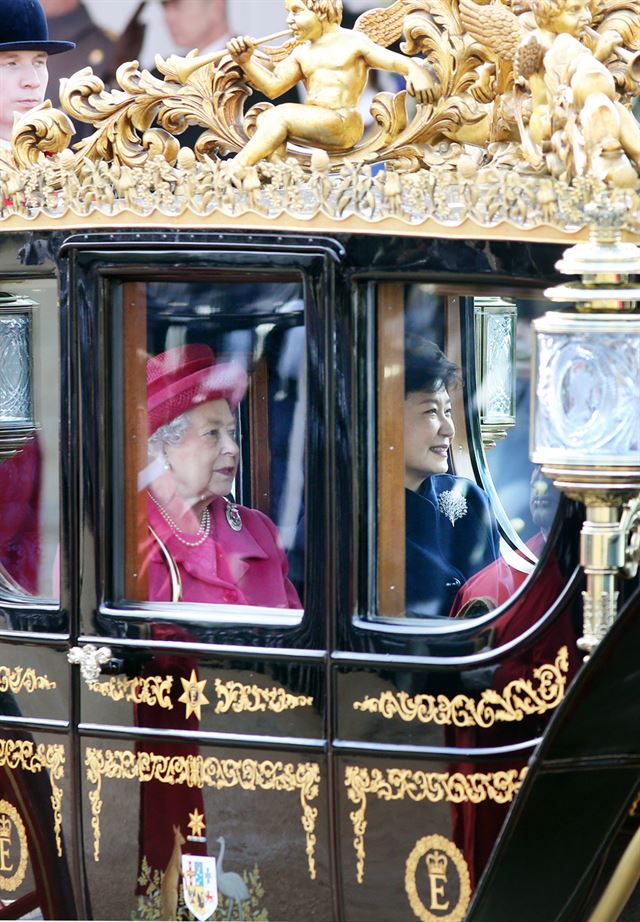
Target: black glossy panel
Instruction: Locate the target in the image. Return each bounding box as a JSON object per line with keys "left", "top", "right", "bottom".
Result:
{"left": 80, "top": 736, "right": 332, "bottom": 921}
{"left": 0, "top": 642, "right": 69, "bottom": 723}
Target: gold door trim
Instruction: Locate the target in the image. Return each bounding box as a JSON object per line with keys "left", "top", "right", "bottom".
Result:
{"left": 87, "top": 675, "right": 313, "bottom": 715}
{"left": 88, "top": 675, "right": 174, "bottom": 709}
{"left": 213, "top": 679, "right": 313, "bottom": 714}
{"left": 352, "top": 647, "right": 568, "bottom": 727}
{"left": 0, "top": 666, "right": 56, "bottom": 694}
{"left": 0, "top": 740, "right": 64, "bottom": 857}
{"left": 85, "top": 748, "right": 321, "bottom": 879}
{"left": 345, "top": 764, "right": 526, "bottom": 884}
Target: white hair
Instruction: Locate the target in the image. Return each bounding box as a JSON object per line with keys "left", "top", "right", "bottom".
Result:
{"left": 148, "top": 412, "right": 192, "bottom": 459}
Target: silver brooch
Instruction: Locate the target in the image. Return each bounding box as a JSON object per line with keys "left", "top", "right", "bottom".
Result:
{"left": 437, "top": 489, "right": 468, "bottom": 526}
{"left": 225, "top": 499, "right": 243, "bottom": 532}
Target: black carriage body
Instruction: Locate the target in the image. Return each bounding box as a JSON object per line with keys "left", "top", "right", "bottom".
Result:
{"left": 0, "top": 227, "right": 637, "bottom": 922}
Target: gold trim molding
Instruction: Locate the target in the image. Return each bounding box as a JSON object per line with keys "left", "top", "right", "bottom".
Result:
{"left": 0, "top": 666, "right": 56, "bottom": 694}
{"left": 88, "top": 675, "right": 174, "bottom": 709}
{"left": 0, "top": 739, "right": 64, "bottom": 857}
{"left": 85, "top": 747, "right": 320, "bottom": 879}
{"left": 87, "top": 674, "right": 312, "bottom": 715}
{"left": 213, "top": 679, "right": 313, "bottom": 714}
{"left": 353, "top": 647, "right": 569, "bottom": 728}
{"left": 405, "top": 834, "right": 471, "bottom": 922}
{"left": 345, "top": 764, "right": 526, "bottom": 883}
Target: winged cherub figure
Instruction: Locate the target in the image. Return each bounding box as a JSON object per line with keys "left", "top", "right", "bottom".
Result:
{"left": 226, "top": 0, "right": 436, "bottom": 167}
{"left": 461, "top": 0, "right": 640, "bottom": 179}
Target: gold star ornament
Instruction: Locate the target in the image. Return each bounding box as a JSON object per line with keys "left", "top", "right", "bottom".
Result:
{"left": 178, "top": 669, "right": 209, "bottom": 720}
{"left": 188, "top": 808, "right": 206, "bottom": 838}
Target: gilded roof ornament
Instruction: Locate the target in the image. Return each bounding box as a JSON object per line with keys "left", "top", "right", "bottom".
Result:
{"left": 1, "top": 0, "right": 640, "bottom": 234}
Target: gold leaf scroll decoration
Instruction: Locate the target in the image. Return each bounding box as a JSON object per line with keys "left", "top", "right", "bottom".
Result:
{"left": 353, "top": 647, "right": 569, "bottom": 727}
{"left": 0, "top": 666, "right": 56, "bottom": 694}
{"left": 344, "top": 765, "right": 526, "bottom": 883}
{"left": 85, "top": 748, "right": 320, "bottom": 879}
{"left": 0, "top": 739, "right": 65, "bottom": 857}
{"left": 11, "top": 101, "right": 74, "bottom": 168}
{"left": 88, "top": 675, "right": 173, "bottom": 708}
{"left": 213, "top": 679, "right": 313, "bottom": 714}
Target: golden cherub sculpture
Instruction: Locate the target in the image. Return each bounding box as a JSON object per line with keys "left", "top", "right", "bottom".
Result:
{"left": 460, "top": 0, "right": 640, "bottom": 184}
{"left": 226, "top": 0, "right": 436, "bottom": 168}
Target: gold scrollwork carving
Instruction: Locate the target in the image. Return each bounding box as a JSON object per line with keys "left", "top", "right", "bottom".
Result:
{"left": 353, "top": 647, "right": 569, "bottom": 728}
{"left": 345, "top": 764, "right": 526, "bottom": 884}
{"left": 0, "top": 666, "right": 56, "bottom": 694}
{"left": 405, "top": 834, "right": 471, "bottom": 922}
{"left": 213, "top": 679, "right": 313, "bottom": 714}
{"left": 0, "top": 740, "right": 65, "bottom": 857}
{"left": 85, "top": 748, "right": 320, "bottom": 879}
{"left": 0, "top": 800, "right": 29, "bottom": 892}
{"left": 88, "top": 675, "right": 173, "bottom": 709}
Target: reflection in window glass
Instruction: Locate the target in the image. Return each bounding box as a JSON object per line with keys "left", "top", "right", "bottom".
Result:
{"left": 120, "top": 280, "right": 305, "bottom": 613}
{"left": 0, "top": 280, "right": 59, "bottom": 603}
{"left": 484, "top": 300, "right": 561, "bottom": 544}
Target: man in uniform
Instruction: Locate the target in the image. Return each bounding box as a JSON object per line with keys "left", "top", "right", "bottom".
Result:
{"left": 41, "top": 0, "right": 115, "bottom": 138}
{"left": 0, "top": 0, "right": 74, "bottom": 146}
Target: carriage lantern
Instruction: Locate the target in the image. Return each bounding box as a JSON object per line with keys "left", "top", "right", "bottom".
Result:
{"left": 474, "top": 296, "right": 518, "bottom": 449}
{"left": 531, "top": 202, "right": 640, "bottom": 655}
{"left": 0, "top": 292, "right": 38, "bottom": 461}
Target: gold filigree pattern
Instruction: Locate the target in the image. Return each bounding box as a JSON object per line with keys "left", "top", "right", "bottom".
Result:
{"left": 85, "top": 748, "right": 320, "bottom": 879}
{"left": 213, "top": 679, "right": 313, "bottom": 714}
{"left": 0, "top": 739, "right": 65, "bottom": 857}
{"left": 0, "top": 666, "right": 56, "bottom": 694}
{"left": 345, "top": 764, "right": 526, "bottom": 883}
{"left": 85, "top": 674, "right": 311, "bottom": 715}
{"left": 88, "top": 675, "right": 173, "bottom": 708}
{"left": 353, "top": 647, "right": 569, "bottom": 727}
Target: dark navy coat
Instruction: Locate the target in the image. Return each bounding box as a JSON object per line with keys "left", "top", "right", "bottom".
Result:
{"left": 406, "top": 474, "right": 501, "bottom": 618}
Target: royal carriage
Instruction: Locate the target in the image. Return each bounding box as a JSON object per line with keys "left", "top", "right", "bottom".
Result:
{"left": 0, "top": 0, "right": 639, "bottom": 919}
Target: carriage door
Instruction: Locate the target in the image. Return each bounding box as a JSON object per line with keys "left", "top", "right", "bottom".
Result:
{"left": 332, "top": 278, "right": 584, "bottom": 921}
{"left": 64, "top": 232, "right": 341, "bottom": 921}
{"left": 0, "top": 246, "right": 77, "bottom": 919}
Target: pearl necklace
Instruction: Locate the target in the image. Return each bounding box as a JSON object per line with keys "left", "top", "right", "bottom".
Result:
{"left": 148, "top": 492, "right": 211, "bottom": 547}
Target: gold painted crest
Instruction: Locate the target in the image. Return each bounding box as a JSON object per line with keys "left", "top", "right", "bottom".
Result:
{"left": 405, "top": 834, "right": 471, "bottom": 922}
{"left": 0, "top": 800, "right": 28, "bottom": 893}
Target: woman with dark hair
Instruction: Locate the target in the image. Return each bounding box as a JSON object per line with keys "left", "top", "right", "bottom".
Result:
{"left": 404, "top": 339, "right": 500, "bottom": 617}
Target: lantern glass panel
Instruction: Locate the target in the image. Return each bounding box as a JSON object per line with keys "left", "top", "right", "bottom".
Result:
{"left": 0, "top": 312, "right": 32, "bottom": 424}
{"left": 532, "top": 321, "right": 640, "bottom": 466}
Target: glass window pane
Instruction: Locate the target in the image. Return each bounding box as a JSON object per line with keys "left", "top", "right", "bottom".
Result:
{"left": 0, "top": 280, "right": 59, "bottom": 606}
{"left": 116, "top": 278, "right": 305, "bottom": 617}
{"left": 374, "top": 286, "right": 559, "bottom": 623}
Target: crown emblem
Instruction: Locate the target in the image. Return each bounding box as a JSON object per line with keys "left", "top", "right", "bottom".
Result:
{"left": 426, "top": 850, "right": 448, "bottom": 877}
{"left": 0, "top": 814, "right": 11, "bottom": 839}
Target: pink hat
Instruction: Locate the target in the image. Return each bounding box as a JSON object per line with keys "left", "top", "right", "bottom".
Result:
{"left": 147, "top": 344, "right": 247, "bottom": 435}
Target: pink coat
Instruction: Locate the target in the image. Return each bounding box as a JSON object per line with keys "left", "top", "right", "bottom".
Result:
{"left": 145, "top": 496, "right": 301, "bottom": 608}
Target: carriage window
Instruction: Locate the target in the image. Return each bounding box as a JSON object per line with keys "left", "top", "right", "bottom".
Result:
{"left": 115, "top": 278, "right": 305, "bottom": 615}
{"left": 374, "top": 285, "right": 560, "bottom": 621}
{"left": 0, "top": 280, "right": 59, "bottom": 611}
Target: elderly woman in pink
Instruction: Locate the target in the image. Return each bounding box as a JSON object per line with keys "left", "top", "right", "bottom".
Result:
{"left": 136, "top": 344, "right": 300, "bottom": 896}
{"left": 143, "top": 343, "right": 300, "bottom": 608}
